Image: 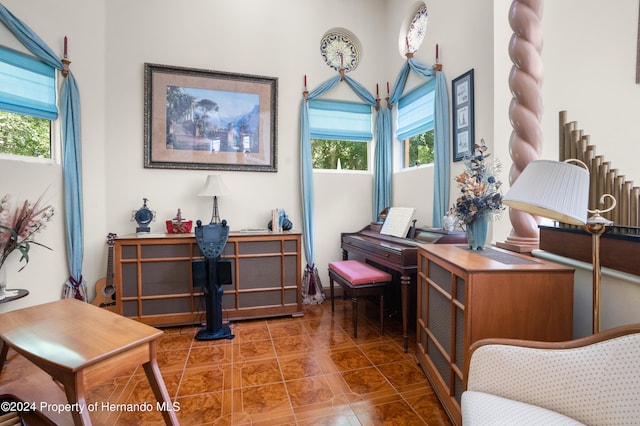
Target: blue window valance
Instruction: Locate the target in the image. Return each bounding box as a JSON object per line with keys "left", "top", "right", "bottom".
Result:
{"left": 0, "top": 44, "right": 57, "bottom": 120}
{"left": 309, "top": 99, "right": 372, "bottom": 142}
{"left": 395, "top": 78, "right": 436, "bottom": 141}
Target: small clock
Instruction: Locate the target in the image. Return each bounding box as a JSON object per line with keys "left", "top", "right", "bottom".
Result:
{"left": 132, "top": 198, "right": 155, "bottom": 233}
{"left": 320, "top": 30, "right": 360, "bottom": 73}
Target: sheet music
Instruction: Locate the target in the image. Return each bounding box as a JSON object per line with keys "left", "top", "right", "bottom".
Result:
{"left": 380, "top": 207, "right": 416, "bottom": 238}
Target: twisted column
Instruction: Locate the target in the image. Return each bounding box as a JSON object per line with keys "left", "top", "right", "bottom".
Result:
{"left": 500, "top": 0, "right": 544, "bottom": 252}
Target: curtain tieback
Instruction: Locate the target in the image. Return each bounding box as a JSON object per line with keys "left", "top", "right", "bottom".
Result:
{"left": 68, "top": 275, "right": 84, "bottom": 300}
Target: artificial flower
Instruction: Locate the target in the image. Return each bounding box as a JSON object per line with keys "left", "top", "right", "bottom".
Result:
{"left": 451, "top": 139, "right": 504, "bottom": 225}
{"left": 0, "top": 193, "right": 54, "bottom": 271}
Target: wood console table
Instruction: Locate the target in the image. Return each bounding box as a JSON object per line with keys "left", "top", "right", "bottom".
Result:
{"left": 114, "top": 231, "right": 302, "bottom": 327}
{"left": 416, "top": 244, "right": 575, "bottom": 425}
{"left": 0, "top": 299, "right": 177, "bottom": 425}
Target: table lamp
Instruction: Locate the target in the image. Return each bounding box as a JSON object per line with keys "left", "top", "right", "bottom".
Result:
{"left": 197, "top": 175, "right": 227, "bottom": 224}
{"left": 503, "top": 159, "right": 617, "bottom": 334}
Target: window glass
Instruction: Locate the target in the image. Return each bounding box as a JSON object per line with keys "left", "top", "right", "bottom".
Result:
{"left": 404, "top": 130, "right": 434, "bottom": 168}
{"left": 0, "top": 111, "right": 51, "bottom": 158}
{"left": 309, "top": 99, "right": 372, "bottom": 171}
{"left": 311, "top": 139, "right": 368, "bottom": 171}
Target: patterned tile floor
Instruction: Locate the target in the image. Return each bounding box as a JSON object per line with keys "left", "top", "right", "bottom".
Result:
{"left": 1, "top": 299, "right": 452, "bottom": 425}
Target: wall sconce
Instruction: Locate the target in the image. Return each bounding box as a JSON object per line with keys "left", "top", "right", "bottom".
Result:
{"left": 197, "top": 175, "right": 227, "bottom": 224}
{"left": 503, "top": 159, "right": 617, "bottom": 334}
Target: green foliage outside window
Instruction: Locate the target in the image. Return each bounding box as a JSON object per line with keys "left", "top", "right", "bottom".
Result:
{"left": 0, "top": 111, "right": 51, "bottom": 158}
{"left": 311, "top": 139, "right": 368, "bottom": 170}
{"left": 406, "top": 129, "right": 434, "bottom": 167}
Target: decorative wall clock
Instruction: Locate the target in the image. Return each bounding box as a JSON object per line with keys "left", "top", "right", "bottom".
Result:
{"left": 320, "top": 31, "right": 360, "bottom": 73}
{"left": 406, "top": 5, "right": 428, "bottom": 54}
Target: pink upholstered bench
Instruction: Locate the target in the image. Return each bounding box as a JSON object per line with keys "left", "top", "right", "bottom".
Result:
{"left": 328, "top": 260, "right": 392, "bottom": 337}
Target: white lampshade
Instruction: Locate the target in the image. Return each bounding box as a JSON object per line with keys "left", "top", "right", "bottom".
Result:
{"left": 197, "top": 175, "right": 227, "bottom": 197}
{"left": 503, "top": 160, "right": 589, "bottom": 226}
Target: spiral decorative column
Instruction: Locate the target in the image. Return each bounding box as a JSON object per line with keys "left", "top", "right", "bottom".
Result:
{"left": 498, "top": 0, "right": 544, "bottom": 252}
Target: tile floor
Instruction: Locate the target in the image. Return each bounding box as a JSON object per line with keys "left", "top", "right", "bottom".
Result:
{"left": 2, "top": 298, "right": 452, "bottom": 425}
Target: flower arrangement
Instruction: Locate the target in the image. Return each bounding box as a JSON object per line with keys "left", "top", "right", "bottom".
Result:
{"left": 451, "top": 139, "right": 504, "bottom": 226}
{"left": 0, "top": 193, "right": 54, "bottom": 272}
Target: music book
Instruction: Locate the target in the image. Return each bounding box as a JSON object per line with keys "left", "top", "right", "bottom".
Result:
{"left": 380, "top": 207, "right": 416, "bottom": 238}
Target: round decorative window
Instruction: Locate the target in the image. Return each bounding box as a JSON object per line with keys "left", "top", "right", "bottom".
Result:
{"left": 406, "top": 5, "right": 428, "bottom": 54}
{"left": 320, "top": 30, "right": 360, "bottom": 73}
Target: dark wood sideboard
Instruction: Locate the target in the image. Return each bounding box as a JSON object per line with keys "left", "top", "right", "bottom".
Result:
{"left": 113, "top": 231, "right": 302, "bottom": 327}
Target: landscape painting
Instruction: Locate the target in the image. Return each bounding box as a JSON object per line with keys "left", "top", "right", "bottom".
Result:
{"left": 144, "top": 63, "right": 277, "bottom": 172}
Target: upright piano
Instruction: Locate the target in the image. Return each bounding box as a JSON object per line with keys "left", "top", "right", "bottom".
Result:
{"left": 341, "top": 222, "right": 466, "bottom": 351}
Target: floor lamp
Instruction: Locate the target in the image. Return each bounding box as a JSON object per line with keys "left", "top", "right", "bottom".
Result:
{"left": 503, "top": 159, "right": 617, "bottom": 334}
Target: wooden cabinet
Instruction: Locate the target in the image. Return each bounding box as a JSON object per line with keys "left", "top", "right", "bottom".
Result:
{"left": 416, "top": 244, "right": 574, "bottom": 426}
{"left": 113, "top": 232, "right": 302, "bottom": 327}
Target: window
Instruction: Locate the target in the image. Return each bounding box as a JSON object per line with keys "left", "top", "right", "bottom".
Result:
{"left": 309, "top": 99, "right": 372, "bottom": 171}
{"left": 404, "top": 130, "right": 434, "bottom": 167}
{"left": 396, "top": 79, "right": 435, "bottom": 168}
{"left": 0, "top": 45, "right": 56, "bottom": 159}
{"left": 311, "top": 139, "right": 368, "bottom": 170}
{"left": 0, "top": 111, "right": 51, "bottom": 157}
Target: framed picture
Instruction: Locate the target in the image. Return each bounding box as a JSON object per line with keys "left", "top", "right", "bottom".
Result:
{"left": 451, "top": 69, "right": 474, "bottom": 161}
{"left": 144, "top": 63, "right": 278, "bottom": 172}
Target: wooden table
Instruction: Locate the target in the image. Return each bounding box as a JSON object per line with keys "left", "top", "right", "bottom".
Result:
{"left": 0, "top": 299, "right": 178, "bottom": 425}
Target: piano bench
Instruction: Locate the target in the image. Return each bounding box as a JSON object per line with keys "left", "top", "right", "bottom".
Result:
{"left": 328, "top": 260, "right": 392, "bottom": 338}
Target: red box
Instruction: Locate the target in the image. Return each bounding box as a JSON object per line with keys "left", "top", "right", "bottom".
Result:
{"left": 166, "top": 220, "right": 193, "bottom": 234}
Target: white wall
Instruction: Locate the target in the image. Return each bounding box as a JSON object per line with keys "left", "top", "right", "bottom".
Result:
{"left": 492, "top": 0, "right": 640, "bottom": 331}
{"left": 493, "top": 0, "right": 640, "bottom": 244}
{"left": 0, "top": 0, "right": 107, "bottom": 310}
{"left": 1, "top": 0, "right": 639, "bottom": 333}
{"left": 390, "top": 0, "right": 494, "bottom": 227}
{"left": 103, "top": 0, "right": 387, "bottom": 289}
{"left": 0, "top": 0, "right": 386, "bottom": 306}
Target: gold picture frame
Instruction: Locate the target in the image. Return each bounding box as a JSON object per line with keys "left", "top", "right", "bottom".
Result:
{"left": 144, "top": 63, "right": 278, "bottom": 172}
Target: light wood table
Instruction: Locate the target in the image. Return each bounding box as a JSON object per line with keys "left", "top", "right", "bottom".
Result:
{"left": 0, "top": 298, "right": 178, "bottom": 425}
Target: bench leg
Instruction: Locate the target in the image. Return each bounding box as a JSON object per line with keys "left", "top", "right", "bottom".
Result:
{"left": 352, "top": 295, "right": 358, "bottom": 338}
{"left": 379, "top": 292, "right": 384, "bottom": 335}
{"left": 330, "top": 276, "right": 335, "bottom": 312}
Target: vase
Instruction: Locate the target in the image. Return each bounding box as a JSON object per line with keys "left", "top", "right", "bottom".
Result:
{"left": 466, "top": 212, "right": 489, "bottom": 250}
{"left": 0, "top": 264, "right": 6, "bottom": 296}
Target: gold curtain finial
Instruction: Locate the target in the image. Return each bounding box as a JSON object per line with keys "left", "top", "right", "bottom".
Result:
{"left": 61, "top": 59, "right": 71, "bottom": 77}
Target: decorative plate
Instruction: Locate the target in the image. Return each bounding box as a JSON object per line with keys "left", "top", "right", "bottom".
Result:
{"left": 407, "top": 5, "right": 428, "bottom": 54}
{"left": 320, "top": 31, "right": 360, "bottom": 73}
